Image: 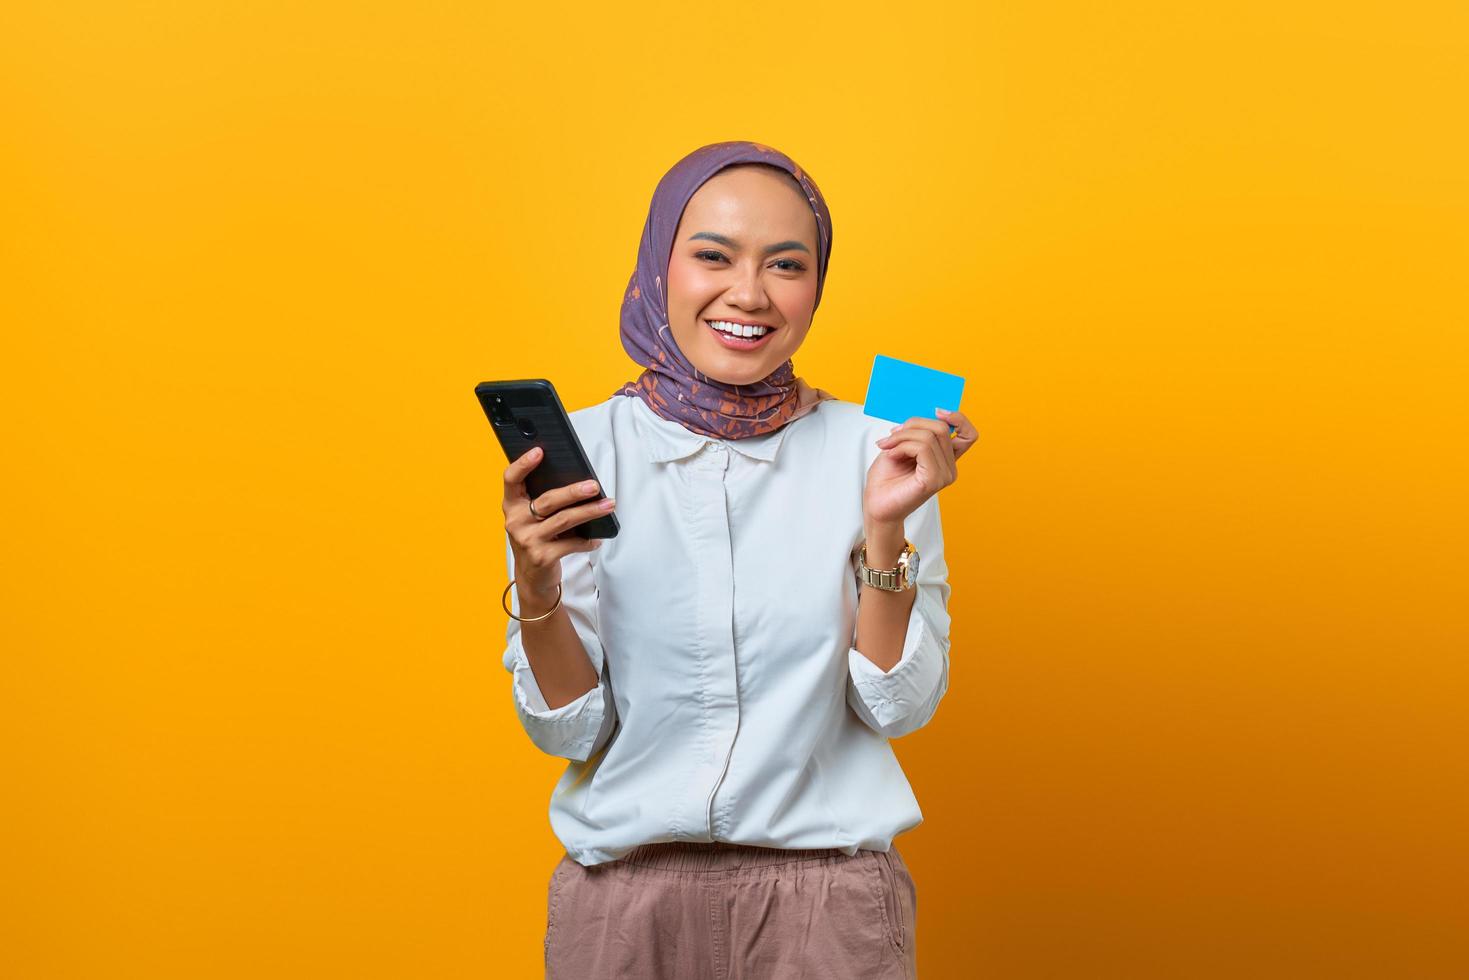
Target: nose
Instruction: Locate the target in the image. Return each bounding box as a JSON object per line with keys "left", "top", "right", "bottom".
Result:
{"left": 723, "top": 261, "right": 770, "bottom": 311}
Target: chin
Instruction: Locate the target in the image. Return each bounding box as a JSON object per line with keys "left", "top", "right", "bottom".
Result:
{"left": 704, "top": 355, "right": 780, "bottom": 386}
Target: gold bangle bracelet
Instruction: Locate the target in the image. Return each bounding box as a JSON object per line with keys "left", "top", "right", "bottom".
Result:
{"left": 502, "top": 579, "right": 563, "bottom": 623}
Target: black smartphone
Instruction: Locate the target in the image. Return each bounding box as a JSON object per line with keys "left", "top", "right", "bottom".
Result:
{"left": 474, "top": 379, "right": 619, "bottom": 539}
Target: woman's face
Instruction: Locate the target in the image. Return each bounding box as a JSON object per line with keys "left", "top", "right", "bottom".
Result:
{"left": 665, "top": 165, "right": 820, "bottom": 387}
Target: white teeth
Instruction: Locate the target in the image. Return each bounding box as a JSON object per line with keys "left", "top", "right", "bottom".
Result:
{"left": 709, "top": 320, "right": 769, "bottom": 339}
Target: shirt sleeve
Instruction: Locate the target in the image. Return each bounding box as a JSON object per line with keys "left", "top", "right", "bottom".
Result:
{"left": 500, "top": 531, "right": 618, "bottom": 763}
{"left": 846, "top": 492, "right": 953, "bottom": 739}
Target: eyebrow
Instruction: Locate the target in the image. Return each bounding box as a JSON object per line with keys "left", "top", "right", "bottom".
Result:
{"left": 688, "top": 232, "right": 811, "bottom": 255}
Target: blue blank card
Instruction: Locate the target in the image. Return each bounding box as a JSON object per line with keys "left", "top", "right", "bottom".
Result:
{"left": 862, "top": 354, "right": 965, "bottom": 426}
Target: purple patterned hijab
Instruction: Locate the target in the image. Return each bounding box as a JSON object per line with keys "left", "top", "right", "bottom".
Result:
{"left": 614, "top": 141, "right": 836, "bottom": 439}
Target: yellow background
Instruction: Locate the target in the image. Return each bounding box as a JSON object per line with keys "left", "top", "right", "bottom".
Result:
{"left": 4, "top": 1, "right": 1466, "bottom": 976}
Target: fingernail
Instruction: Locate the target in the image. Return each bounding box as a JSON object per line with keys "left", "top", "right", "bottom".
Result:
{"left": 530, "top": 447, "right": 542, "bottom": 458}
{"left": 599, "top": 498, "right": 616, "bottom": 510}
{"left": 935, "top": 407, "right": 952, "bottom": 416}
{"left": 581, "top": 480, "right": 598, "bottom": 493}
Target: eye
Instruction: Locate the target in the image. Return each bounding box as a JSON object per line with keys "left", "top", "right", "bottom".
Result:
{"left": 694, "top": 250, "right": 806, "bottom": 273}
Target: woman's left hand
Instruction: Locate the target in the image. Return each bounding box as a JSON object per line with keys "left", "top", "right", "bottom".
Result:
{"left": 863, "top": 409, "right": 979, "bottom": 528}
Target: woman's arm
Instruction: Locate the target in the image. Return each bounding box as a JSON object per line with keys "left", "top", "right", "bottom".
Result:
{"left": 847, "top": 408, "right": 974, "bottom": 737}
{"left": 846, "top": 492, "right": 953, "bottom": 739}
{"left": 515, "top": 576, "right": 600, "bottom": 710}
{"left": 498, "top": 444, "right": 618, "bottom": 762}
{"left": 502, "top": 538, "right": 618, "bottom": 762}
{"left": 852, "top": 519, "right": 918, "bottom": 673}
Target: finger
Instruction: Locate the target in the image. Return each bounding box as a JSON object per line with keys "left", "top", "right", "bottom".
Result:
{"left": 925, "top": 422, "right": 958, "bottom": 478}
{"left": 543, "top": 533, "right": 605, "bottom": 563}
{"left": 891, "top": 417, "right": 957, "bottom": 471}
{"left": 892, "top": 416, "right": 951, "bottom": 439}
{"left": 935, "top": 409, "right": 979, "bottom": 459}
{"left": 879, "top": 419, "right": 951, "bottom": 457}
{"left": 877, "top": 438, "right": 946, "bottom": 494}
{"left": 502, "top": 446, "right": 544, "bottom": 502}
{"left": 924, "top": 425, "right": 957, "bottom": 483}
{"left": 528, "top": 478, "right": 605, "bottom": 521}
{"left": 513, "top": 531, "right": 603, "bottom": 584}
{"left": 911, "top": 432, "right": 954, "bottom": 490}
{"left": 539, "top": 496, "right": 618, "bottom": 541}
{"left": 878, "top": 427, "right": 956, "bottom": 482}
{"left": 514, "top": 489, "right": 610, "bottom": 540}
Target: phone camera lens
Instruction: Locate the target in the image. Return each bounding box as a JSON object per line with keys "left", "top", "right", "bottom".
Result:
{"left": 517, "top": 418, "right": 538, "bottom": 439}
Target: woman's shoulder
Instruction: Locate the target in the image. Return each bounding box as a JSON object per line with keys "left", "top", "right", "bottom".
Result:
{"left": 566, "top": 394, "right": 658, "bottom": 459}
{"left": 793, "top": 397, "right": 898, "bottom": 452}
{"left": 567, "top": 392, "right": 650, "bottom": 440}
{"left": 807, "top": 397, "right": 886, "bottom": 432}
{"left": 568, "top": 394, "right": 620, "bottom": 425}
{"left": 564, "top": 395, "right": 623, "bottom": 449}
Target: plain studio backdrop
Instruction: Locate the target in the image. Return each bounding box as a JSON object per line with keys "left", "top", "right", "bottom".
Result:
{"left": 3, "top": 2, "right": 1466, "bottom": 977}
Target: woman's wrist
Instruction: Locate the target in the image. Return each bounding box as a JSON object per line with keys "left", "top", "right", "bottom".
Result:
{"left": 515, "top": 578, "right": 564, "bottom": 621}
{"left": 861, "top": 518, "right": 907, "bottom": 568}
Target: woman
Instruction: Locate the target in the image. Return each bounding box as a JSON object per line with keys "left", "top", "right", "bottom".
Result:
{"left": 499, "top": 141, "right": 977, "bottom": 979}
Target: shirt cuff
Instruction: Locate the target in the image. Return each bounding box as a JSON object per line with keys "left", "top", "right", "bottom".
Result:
{"left": 847, "top": 582, "right": 951, "bottom": 738}
{"left": 504, "top": 631, "right": 615, "bottom": 762}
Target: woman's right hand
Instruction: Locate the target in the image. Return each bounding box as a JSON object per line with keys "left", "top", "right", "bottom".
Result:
{"left": 502, "top": 446, "right": 616, "bottom": 599}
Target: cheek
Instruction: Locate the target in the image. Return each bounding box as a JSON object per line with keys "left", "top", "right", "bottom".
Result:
{"left": 666, "top": 260, "right": 716, "bottom": 313}
{"left": 664, "top": 262, "right": 712, "bottom": 350}
{"left": 772, "top": 278, "right": 818, "bottom": 322}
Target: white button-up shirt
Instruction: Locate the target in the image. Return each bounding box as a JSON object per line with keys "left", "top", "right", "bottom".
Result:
{"left": 501, "top": 394, "right": 952, "bottom": 866}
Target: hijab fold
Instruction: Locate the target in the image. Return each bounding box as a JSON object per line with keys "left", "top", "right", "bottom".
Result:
{"left": 614, "top": 141, "right": 836, "bottom": 440}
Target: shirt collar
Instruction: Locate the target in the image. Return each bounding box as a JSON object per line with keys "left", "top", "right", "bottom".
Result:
{"left": 628, "top": 395, "right": 793, "bottom": 464}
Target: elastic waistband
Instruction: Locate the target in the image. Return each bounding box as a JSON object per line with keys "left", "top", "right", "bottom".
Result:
{"left": 617, "top": 841, "right": 855, "bottom": 872}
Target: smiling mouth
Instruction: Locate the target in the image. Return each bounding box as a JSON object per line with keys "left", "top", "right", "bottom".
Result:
{"left": 705, "top": 319, "right": 777, "bottom": 350}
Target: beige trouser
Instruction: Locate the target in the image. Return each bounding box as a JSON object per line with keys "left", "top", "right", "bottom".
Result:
{"left": 544, "top": 840, "right": 918, "bottom": 979}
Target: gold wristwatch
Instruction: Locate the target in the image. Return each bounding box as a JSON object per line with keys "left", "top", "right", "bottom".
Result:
{"left": 856, "top": 539, "right": 920, "bottom": 591}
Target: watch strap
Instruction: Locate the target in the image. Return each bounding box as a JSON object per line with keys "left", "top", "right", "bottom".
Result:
{"left": 858, "top": 539, "right": 915, "bottom": 591}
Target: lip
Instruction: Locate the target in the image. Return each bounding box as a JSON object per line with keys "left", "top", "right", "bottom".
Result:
{"left": 705, "top": 318, "right": 777, "bottom": 351}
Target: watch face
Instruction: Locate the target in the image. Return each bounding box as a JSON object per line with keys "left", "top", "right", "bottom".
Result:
{"left": 905, "top": 550, "right": 920, "bottom": 587}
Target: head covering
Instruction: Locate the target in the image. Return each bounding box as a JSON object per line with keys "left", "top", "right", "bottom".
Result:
{"left": 614, "top": 141, "right": 836, "bottom": 439}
